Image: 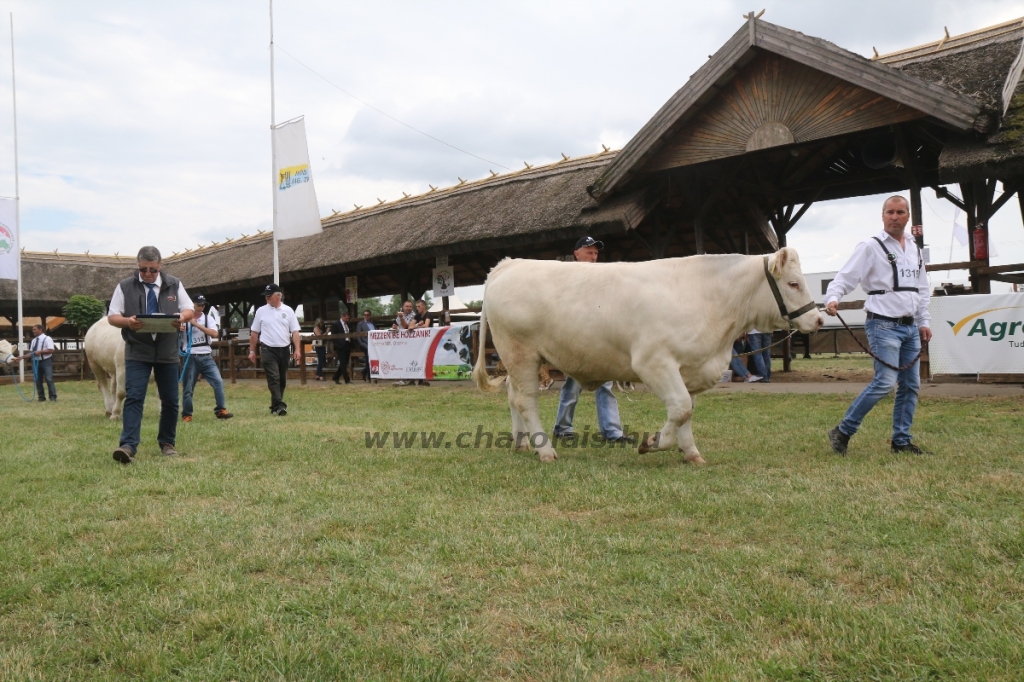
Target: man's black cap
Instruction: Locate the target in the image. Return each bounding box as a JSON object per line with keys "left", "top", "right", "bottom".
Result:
{"left": 194, "top": 295, "right": 207, "bottom": 304}
{"left": 574, "top": 236, "right": 604, "bottom": 251}
{"left": 263, "top": 283, "right": 283, "bottom": 296}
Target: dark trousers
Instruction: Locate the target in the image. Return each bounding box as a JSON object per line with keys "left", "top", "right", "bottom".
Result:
{"left": 261, "top": 344, "right": 290, "bottom": 411}
{"left": 332, "top": 346, "right": 351, "bottom": 383}
{"left": 358, "top": 345, "right": 369, "bottom": 380}
{"left": 34, "top": 357, "right": 57, "bottom": 401}
{"left": 120, "top": 360, "right": 179, "bottom": 450}
{"left": 314, "top": 345, "right": 326, "bottom": 377}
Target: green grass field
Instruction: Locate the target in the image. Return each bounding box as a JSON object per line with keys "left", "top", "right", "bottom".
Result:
{"left": 2, "top": 379, "right": 1023, "bottom": 680}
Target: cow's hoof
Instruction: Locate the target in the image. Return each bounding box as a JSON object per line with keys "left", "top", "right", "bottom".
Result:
{"left": 684, "top": 453, "right": 706, "bottom": 465}
{"left": 104, "top": 411, "right": 112, "bottom": 418}
{"left": 538, "top": 451, "right": 558, "bottom": 463}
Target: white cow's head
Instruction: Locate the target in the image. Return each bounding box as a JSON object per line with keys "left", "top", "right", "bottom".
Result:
{"left": 766, "top": 248, "right": 823, "bottom": 334}
{"left": 0, "top": 339, "right": 14, "bottom": 366}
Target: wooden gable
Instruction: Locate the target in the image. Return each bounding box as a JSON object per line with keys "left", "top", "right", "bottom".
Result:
{"left": 644, "top": 52, "right": 927, "bottom": 172}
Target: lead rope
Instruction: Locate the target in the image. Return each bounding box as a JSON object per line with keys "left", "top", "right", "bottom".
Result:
{"left": 835, "top": 312, "right": 925, "bottom": 372}
{"left": 5, "top": 350, "right": 37, "bottom": 402}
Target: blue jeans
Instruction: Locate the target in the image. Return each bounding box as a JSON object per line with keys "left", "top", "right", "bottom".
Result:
{"left": 120, "top": 360, "right": 180, "bottom": 451}
{"left": 838, "top": 318, "right": 921, "bottom": 446}
{"left": 729, "top": 346, "right": 750, "bottom": 378}
{"left": 181, "top": 353, "right": 226, "bottom": 416}
{"left": 747, "top": 332, "right": 772, "bottom": 381}
{"left": 34, "top": 357, "right": 56, "bottom": 400}
{"left": 554, "top": 376, "right": 624, "bottom": 439}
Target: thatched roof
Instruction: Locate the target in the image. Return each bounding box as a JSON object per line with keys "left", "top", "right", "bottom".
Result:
{"left": 168, "top": 152, "right": 648, "bottom": 296}
{"left": 878, "top": 18, "right": 1024, "bottom": 181}
{"left": 0, "top": 253, "right": 135, "bottom": 318}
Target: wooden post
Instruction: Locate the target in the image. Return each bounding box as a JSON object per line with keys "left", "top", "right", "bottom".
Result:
{"left": 442, "top": 295, "right": 450, "bottom": 326}
{"left": 228, "top": 339, "right": 236, "bottom": 384}
{"left": 782, "top": 335, "right": 792, "bottom": 372}
{"left": 909, "top": 185, "right": 924, "bottom": 251}
{"left": 299, "top": 337, "right": 307, "bottom": 385}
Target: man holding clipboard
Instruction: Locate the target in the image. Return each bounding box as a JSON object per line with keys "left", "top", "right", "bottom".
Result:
{"left": 107, "top": 246, "right": 194, "bottom": 464}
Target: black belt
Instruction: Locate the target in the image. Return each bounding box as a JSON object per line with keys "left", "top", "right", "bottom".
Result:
{"left": 866, "top": 312, "right": 914, "bottom": 325}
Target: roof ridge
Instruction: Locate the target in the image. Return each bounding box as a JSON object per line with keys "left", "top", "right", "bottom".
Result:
{"left": 321, "top": 150, "right": 617, "bottom": 227}
{"left": 877, "top": 16, "right": 1024, "bottom": 63}
{"left": 21, "top": 250, "right": 133, "bottom": 265}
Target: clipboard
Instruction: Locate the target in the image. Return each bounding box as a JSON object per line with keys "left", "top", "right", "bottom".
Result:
{"left": 135, "top": 314, "right": 181, "bottom": 334}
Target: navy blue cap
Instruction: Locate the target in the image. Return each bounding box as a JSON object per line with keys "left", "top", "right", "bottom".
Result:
{"left": 263, "top": 283, "right": 283, "bottom": 296}
{"left": 574, "top": 236, "right": 604, "bottom": 250}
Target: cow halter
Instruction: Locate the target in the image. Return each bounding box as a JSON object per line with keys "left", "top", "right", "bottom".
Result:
{"left": 1, "top": 350, "right": 13, "bottom": 365}
{"left": 763, "top": 256, "right": 817, "bottom": 326}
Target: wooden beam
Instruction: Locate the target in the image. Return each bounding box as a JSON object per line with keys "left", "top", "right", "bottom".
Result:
{"left": 926, "top": 260, "right": 985, "bottom": 272}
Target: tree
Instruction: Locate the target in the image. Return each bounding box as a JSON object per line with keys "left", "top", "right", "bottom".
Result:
{"left": 63, "top": 295, "right": 106, "bottom": 335}
{"left": 356, "top": 297, "right": 387, "bottom": 316}
{"left": 385, "top": 295, "right": 405, "bottom": 315}
{"left": 464, "top": 299, "right": 483, "bottom": 310}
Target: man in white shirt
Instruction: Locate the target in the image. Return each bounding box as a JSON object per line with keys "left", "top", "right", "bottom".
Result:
{"left": 824, "top": 196, "right": 932, "bottom": 456}
{"left": 107, "top": 245, "right": 194, "bottom": 464}
{"left": 27, "top": 323, "right": 57, "bottom": 402}
{"left": 181, "top": 295, "right": 233, "bottom": 422}
{"left": 248, "top": 283, "right": 301, "bottom": 415}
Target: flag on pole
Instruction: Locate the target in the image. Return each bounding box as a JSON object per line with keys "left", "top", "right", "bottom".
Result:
{"left": 0, "top": 197, "right": 17, "bottom": 281}
{"left": 273, "top": 116, "right": 322, "bottom": 240}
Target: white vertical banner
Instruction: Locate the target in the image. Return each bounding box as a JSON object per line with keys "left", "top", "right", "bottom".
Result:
{"left": 432, "top": 267, "right": 455, "bottom": 297}
{"left": 273, "top": 116, "right": 322, "bottom": 240}
{"left": 0, "top": 197, "right": 17, "bottom": 281}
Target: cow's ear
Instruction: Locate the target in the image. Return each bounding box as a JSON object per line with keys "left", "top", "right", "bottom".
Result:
{"left": 771, "top": 248, "right": 790, "bottom": 278}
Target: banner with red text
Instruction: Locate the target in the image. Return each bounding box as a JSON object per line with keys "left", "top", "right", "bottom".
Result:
{"left": 367, "top": 325, "right": 473, "bottom": 380}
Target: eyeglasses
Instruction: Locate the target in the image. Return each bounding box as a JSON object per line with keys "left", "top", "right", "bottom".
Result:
{"left": 138, "top": 267, "right": 160, "bottom": 274}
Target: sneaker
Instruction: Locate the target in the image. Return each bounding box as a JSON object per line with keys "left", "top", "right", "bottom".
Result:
{"left": 394, "top": 381, "right": 407, "bottom": 386}
{"left": 215, "top": 409, "right": 233, "bottom": 419}
{"left": 892, "top": 441, "right": 929, "bottom": 455}
{"left": 275, "top": 407, "right": 287, "bottom": 416}
{"left": 555, "top": 432, "right": 576, "bottom": 444}
{"left": 827, "top": 426, "right": 850, "bottom": 456}
{"left": 182, "top": 415, "right": 193, "bottom": 423}
{"left": 159, "top": 443, "right": 179, "bottom": 457}
{"left": 607, "top": 435, "right": 637, "bottom": 445}
{"left": 112, "top": 445, "right": 136, "bottom": 464}
{"left": 744, "top": 374, "right": 764, "bottom": 383}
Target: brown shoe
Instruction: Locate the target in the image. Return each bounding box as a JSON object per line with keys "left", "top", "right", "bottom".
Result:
{"left": 112, "top": 445, "right": 135, "bottom": 464}
{"left": 215, "top": 409, "right": 233, "bottom": 419}
{"left": 159, "top": 443, "right": 179, "bottom": 457}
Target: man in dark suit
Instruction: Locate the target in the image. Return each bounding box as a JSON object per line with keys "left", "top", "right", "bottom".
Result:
{"left": 355, "top": 309, "right": 376, "bottom": 381}
{"left": 331, "top": 311, "right": 353, "bottom": 384}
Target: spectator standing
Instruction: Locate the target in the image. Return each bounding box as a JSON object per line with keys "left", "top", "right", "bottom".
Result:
{"left": 248, "top": 283, "right": 301, "bottom": 416}
{"left": 730, "top": 336, "right": 764, "bottom": 383}
{"left": 412, "top": 299, "right": 433, "bottom": 328}
{"left": 746, "top": 328, "right": 772, "bottom": 382}
{"left": 331, "top": 311, "right": 353, "bottom": 384}
{"left": 393, "top": 300, "right": 415, "bottom": 329}
{"left": 311, "top": 318, "right": 327, "bottom": 381}
{"left": 355, "top": 310, "right": 375, "bottom": 381}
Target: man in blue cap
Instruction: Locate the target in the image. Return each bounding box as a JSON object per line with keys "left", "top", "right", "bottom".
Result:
{"left": 552, "top": 236, "right": 635, "bottom": 446}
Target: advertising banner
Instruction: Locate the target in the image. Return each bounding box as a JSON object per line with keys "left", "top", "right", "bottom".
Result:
{"left": 0, "top": 197, "right": 17, "bottom": 281}
{"left": 929, "top": 293, "right": 1024, "bottom": 374}
{"left": 368, "top": 325, "right": 474, "bottom": 380}
{"left": 273, "top": 116, "right": 322, "bottom": 241}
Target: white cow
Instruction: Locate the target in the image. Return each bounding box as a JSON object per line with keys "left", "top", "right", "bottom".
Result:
{"left": 84, "top": 317, "right": 127, "bottom": 419}
{"left": 473, "top": 247, "right": 823, "bottom": 463}
{"left": 0, "top": 338, "right": 15, "bottom": 370}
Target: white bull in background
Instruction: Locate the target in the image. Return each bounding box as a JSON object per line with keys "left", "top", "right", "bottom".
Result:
{"left": 0, "top": 338, "right": 16, "bottom": 371}
{"left": 84, "top": 317, "right": 127, "bottom": 419}
{"left": 473, "top": 247, "right": 823, "bottom": 463}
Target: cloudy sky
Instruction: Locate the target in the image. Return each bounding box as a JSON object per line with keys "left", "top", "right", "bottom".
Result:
{"left": 1, "top": 0, "right": 1023, "bottom": 295}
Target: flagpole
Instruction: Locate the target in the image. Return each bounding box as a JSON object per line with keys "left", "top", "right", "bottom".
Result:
{"left": 269, "top": 0, "right": 279, "bottom": 285}
{"left": 10, "top": 13, "right": 23, "bottom": 383}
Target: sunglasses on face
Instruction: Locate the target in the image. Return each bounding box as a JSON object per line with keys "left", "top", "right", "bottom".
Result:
{"left": 138, "top": 267, "right": 160, "bottom": 274}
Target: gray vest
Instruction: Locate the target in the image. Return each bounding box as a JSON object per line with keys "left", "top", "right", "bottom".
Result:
{"left": 118, "top": 273, "right": 183, "bottom": 364}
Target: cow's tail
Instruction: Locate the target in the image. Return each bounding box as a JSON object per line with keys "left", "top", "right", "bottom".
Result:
{"left": 473, "top": 299, "right": 504, "bottom": 392}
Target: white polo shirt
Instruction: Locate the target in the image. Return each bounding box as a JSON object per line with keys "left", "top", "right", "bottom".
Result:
{"left": 825, "top": 230, "right": 931, "bottom": 328}
{"left": 251, "top": 302, "right": 300, "bottom": 348}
